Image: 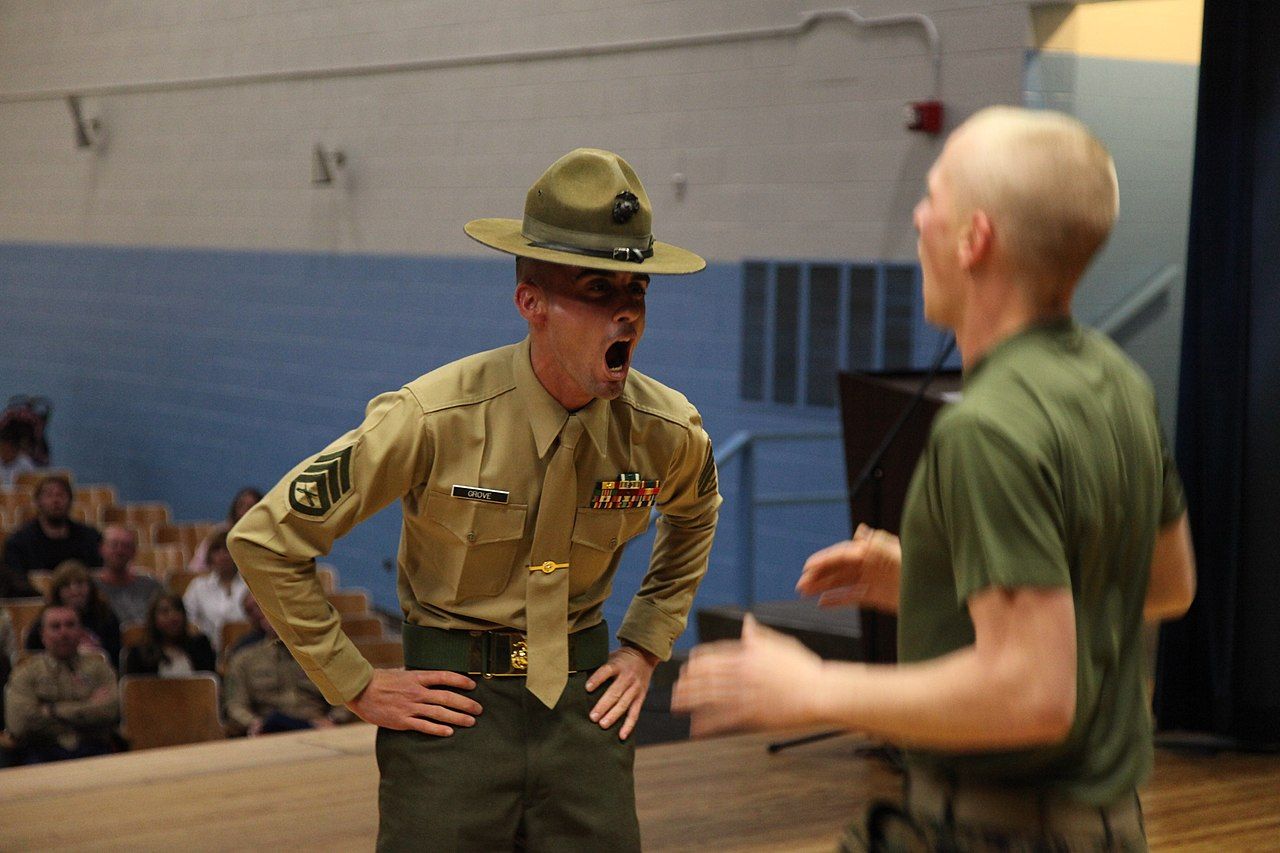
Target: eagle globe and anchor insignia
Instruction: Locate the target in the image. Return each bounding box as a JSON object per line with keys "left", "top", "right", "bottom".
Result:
{"left": 289, "top": 445, "right": 354, "bottom": 518}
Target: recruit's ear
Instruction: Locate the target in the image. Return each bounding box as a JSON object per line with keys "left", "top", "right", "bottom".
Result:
{"left": 958, "top": 209, "right": 994, "bottom": 271}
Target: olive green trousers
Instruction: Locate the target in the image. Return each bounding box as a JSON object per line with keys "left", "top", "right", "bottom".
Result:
{"left": 375, "top": 670, "right": 639, "bottom": 852}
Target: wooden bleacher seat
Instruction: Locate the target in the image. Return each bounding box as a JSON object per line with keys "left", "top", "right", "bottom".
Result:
{"left": 221, "top": 619, "right": 252, "bottom": 654}
{"left": 121, "top": 622, "right": 148, "bottom": 649}
{"left": 75, "top": 483, "right": 117, "bottom": 507}
{"left": 119, "top": 675, "right": 227, "bottom": 750}
{"left": 135, "top": 543, "right": 186, "bottom": 576}
{"left": 14, "top": 469, "right": 73, "bottom": 491}
{"left": 341, "top": 615, "right": 386, "bottom": 640}
{"left": 101, "top": 503, "right": 172, "bottom": 544}
{"left": 26, "top": 570, "right": 52, "bottom": 597}
{"left": 316, "top": 564, "right": 338, "bottom": 594}
{"left": 328, "top": 590, "right": 370, "bottom": 617}
{"left": 0, "top": 487, "right": 33, "bottom": 522}
{"left": 2, "top": 597, "right": 45, "bottom": 646}
{"left": 355, "top": 638, "right": 404, "bottom": 669}
{"left": 69, "top": 505, "right": 100, "bottom": 526}
{"left": 184, "top": 522, "right": 218, "bottom": 557}
{"left": 166, "top": 570, "right": 200, "bottom": 597}
{"left": 74, "top": 484, "right": 117, "bottom": 527}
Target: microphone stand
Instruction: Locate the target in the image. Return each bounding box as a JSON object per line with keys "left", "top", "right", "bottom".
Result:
{"left": 767, "top": 334, "right": 956, "bottom": 757}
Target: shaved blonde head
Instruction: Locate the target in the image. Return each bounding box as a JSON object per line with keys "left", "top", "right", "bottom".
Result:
{"left": 942, "top": 106, "right": 1118, "bottom": 300}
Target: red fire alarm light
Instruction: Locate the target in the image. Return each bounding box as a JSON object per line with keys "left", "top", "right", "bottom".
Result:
{"left": 906, "top": 100, "right": 944, "bottom": 135}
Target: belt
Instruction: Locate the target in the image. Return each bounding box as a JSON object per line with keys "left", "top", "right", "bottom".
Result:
{"left": 907, "top": 769, "right": 1145, "bottom": 841}
{"left": 401, "top": 621, "right": 610, "bottom": 678}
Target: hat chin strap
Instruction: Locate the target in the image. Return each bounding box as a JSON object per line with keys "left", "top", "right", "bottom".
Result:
{"left": 522, "top": 214, "right": 654, "bottom": 264}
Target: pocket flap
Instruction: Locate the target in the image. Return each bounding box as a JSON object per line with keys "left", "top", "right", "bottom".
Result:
{"left": 426, "top": 491, "right": 526, "bottom": 545}
{"left": 571, "top": 507, "right": 652, "bottom": 552}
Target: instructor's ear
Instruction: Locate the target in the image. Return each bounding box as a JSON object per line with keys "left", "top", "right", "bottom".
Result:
{"left": 515, "top": 280, "right": 546, "bottom": 326}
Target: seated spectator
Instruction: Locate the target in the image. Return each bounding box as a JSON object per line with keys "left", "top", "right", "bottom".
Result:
{"left": 188, "top": 487, "right": 262, "bottom": 572}
{"left": 4, "top": 605, "right": 120, "bottom": 763}
{"left": 95, "top": 525, "right": 163, "bottom": 627}
{"left": 26, "top": 561, "right": 122, "bottom": 673}
{"left": 1, "top": 475, "right": 103, "bottom": 596}
{"left": 224, "top": 589, "right": 268, "bottom": 660}
{"left": 122, "top": 593, "right": 216, "bottom": 677}
{"left": 223, "top": 593, "right": 354, "bottom": 736}
{"left": 0, "top": 420, "right": 37, "bottom": 487}
{"left": 182, "top": 531, "right": 247, "bottom": 654}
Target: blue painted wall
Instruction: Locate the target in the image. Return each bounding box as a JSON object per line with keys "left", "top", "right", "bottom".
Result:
{"left": 1, "top": 242, "right": 850, "bottom": 648}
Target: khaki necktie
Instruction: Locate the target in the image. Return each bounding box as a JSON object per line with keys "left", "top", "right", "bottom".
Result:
{"left": 525, "top": 414, "right": 584, "bottom": 708}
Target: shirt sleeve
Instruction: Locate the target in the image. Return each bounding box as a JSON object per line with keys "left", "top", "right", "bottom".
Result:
{"left": 3, "top": 661, "right": 52, "bottom": 739}
{"left": 228, "top": 388, "right": 433, "bottom": 704}
{"left": 53, "top": 658, "right": 119, "bottom": 729}
{"left": 933, "top": 411, "right": 1071, "bottom": 605}
{"left": 617, "top": 405, "right": 721, "bottom": 660}
{"left": 222, "top": 652, "right": 256, "bottom": 734}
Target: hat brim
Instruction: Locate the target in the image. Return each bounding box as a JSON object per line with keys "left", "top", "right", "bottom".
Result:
{"left": 464, "top": 218, "right": 706, "bottom": 275}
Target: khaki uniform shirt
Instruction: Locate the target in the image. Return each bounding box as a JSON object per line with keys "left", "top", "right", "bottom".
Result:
{"left": 230, "top": 338, "right": 721, "bottom": 704}
{"left": 223, "top": 637, "right": 354, "bottom": 733}
{"left": 3, "top": 652, "right": 119, "bottom": 750}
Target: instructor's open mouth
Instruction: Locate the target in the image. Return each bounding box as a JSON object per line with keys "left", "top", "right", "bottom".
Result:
{"left": 605, "top": 339, "right": 633, "bottom": 376}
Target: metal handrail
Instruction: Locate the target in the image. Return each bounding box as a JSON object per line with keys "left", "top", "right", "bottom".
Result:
{"left": 714, "top": 428, "right": 844, "bottom": 606}
{"left": 0, "top": 9, "right": 942, "bottom": 104}
{"left": 1095, "top": 264, "right": 1181, "bottom": 338}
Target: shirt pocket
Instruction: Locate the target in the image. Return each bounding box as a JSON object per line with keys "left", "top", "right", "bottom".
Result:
{"left": 425, "top": 491, "right": 528, "bottom": 601}
{"left": 568, "top": 508, "right": 652, "bottom": 595}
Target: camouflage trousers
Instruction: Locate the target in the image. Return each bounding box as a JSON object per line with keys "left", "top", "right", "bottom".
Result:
{"left": 839, "top": 773, "right": 1147, "bottom": 853}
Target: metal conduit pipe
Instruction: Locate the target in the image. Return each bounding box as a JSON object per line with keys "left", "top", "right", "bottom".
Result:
{"left": 0, "top": 7, "right": 942, "bottom": 104}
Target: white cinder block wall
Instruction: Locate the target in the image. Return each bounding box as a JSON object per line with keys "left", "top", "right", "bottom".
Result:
{"left": 0, "top": 0, "right": 1034, "bottom": 261}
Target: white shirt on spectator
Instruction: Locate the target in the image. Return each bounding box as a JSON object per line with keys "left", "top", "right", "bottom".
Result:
{"left": 182, "top": 572, "right": 248, "bottom": 653}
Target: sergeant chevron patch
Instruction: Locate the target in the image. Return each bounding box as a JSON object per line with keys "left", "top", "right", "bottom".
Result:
{"left": 288, "top": 445, "right": 354, "bottom": 519}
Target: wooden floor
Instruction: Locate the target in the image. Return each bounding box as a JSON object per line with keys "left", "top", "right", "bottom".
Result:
{"left": 1, "top": 725, "right": 1277, "bottom": 851}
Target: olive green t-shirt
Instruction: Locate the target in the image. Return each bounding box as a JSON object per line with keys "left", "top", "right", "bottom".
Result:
{"left": 898, "top": 317, "right": 1185, "bottom": 806}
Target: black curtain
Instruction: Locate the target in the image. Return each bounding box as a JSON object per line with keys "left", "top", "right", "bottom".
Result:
{"left": 1155, "top": 1, "right": 1280, "bottom": 744}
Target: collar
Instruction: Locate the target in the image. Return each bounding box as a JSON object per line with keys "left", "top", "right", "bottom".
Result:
{"left": 966, "top": 314, "right": 1079, "bottom": 384}
{"left": 513, "top": 337, "right": 610, "bottom": 458}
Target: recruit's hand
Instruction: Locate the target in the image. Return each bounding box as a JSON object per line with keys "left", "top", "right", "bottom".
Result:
{"left": 586, "top": 645, "right": 658, "bottom": 741}
{"left": 345, "top": 668, "right": 482, "bottom": 737}
{"left": 797, "top": 523, "right": 902, "bottom": 613}
{"left": 671, "top": 615, "right": 828, "bottom": 737}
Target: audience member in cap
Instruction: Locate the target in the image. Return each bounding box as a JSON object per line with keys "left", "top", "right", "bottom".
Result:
{"left": 4, "top": 604, "right": 120, "bottom": 764}
{"left": 95, "top": 524, "right": 164, "bottom": 627}
{"left": 182, "top": 531, "right": 247, "bottom": 653}
{"left": 188, "top": 486, "right": 262, "bottom": 573}
{"left": 25, "top": 560, "right": 122, "bottom": 672}
{"left": 1, "top": 475, "right": 103, "bottom": 596}
{"left": 122, "top": 592, "right": 216, "bottom": 677}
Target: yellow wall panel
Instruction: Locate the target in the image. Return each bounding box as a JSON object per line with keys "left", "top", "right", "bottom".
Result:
{"left": 1035, "top": 0, "right": 1202, "bottom": 64}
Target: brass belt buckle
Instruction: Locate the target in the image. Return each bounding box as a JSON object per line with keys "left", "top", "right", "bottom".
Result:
{"left": 510, "top": 639, "right": 528, "bottom": 672}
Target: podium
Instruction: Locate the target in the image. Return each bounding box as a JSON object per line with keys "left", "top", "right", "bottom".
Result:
{"left": 837, "top": 369, "right": 961, "bottom": 663}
